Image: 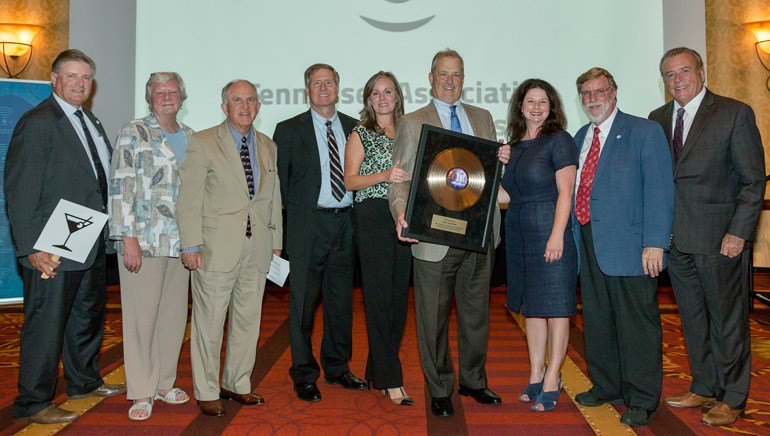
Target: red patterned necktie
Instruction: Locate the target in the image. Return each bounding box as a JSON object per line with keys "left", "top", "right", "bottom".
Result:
{"left": 672, "top": 107, "right": 685, "bottom": 164}
{"left": 575, "top": 127, "right": 601, "bottom": 225}
{"left": 240, "top": 136, "right": 254, "bottom": 238}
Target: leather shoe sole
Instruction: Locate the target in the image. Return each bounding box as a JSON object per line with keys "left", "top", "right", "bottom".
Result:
{"left": 458, "top": 384, "right": 502, "bottom": 405}
{"left": 431, "top": 397, "right": 454, "bottom": 417}
{"left": 220, "top": 388, "right": 264, "bottom": 405}
{"left": 295, "top": 382, "right": 322, "bottom": 402}
{"left": 17, "top": 405, "right": 78, "bottom": 424}
{"left": 575, "top": 391, "right": 623, "bottom": 407}
{"left": 197, "top": 399, "right": 225, "bottom": 416}
{"left": 664, "top": 392, "right": 717, "bottom": 408}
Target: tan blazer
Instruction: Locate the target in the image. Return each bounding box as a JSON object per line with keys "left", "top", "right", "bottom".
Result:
{"left": 177, "top": 121, "right": 282, "bottom": 273}
{"left": 388, "top": 102, "right": 501, "bottom": 262}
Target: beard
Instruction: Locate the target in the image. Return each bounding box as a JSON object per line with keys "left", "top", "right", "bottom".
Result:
{"left": 581, "top": 100, "right": 614, "bottom": 125}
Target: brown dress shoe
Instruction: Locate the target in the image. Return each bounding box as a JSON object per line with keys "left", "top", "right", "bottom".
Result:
{"left": 664, "top": 392, "right": 716, "bottom": 408}
{"left": 220, "top": 388, "right": 265, "bottom": 405}
{"left": 702, "top": 402, "right": 744, "bottom": 426}
{"left": 197, "top": 399, "right": 225, "bottom": 416}
{"left": 18, "top": 405, "right": 78, "bottom": 424}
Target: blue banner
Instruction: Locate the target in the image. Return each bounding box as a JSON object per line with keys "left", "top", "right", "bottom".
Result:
{"left": 0, "top": 79, "right": 51, "bottom": 304}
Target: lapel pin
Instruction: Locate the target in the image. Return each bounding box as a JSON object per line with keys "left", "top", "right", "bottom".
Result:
{"left": 616, "top": 135, "right": 621, "bottom": 139}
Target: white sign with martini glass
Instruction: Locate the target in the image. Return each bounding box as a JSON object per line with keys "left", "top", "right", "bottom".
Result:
{"left": 33, "top": 199, "right": 108, "bottom": 264}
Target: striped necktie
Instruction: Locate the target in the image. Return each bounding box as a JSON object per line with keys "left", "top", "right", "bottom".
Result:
{"left": 326, "top": 120, "right": 346, "bottom": 201}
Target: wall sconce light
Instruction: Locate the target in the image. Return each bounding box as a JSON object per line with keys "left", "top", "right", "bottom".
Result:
{"left": 744, "top": 20, "right": 770, "bottom": 91}
{"left": 0, "top": 23, "right": 44, "bottom": 79}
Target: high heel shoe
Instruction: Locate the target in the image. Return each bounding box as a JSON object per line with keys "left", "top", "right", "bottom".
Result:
{"left": 531, "top": 375, "right": 562, "bottom": 412}
{"left": 520, "top": 367, "right": 546, "bottom": 403}
{"left": 383, "top": 387, "right": 414, "bottom": 406}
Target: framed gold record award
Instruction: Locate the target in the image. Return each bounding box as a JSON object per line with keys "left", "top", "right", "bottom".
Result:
{"left": 402, "top": 125, "right": 502, "bottom": 252}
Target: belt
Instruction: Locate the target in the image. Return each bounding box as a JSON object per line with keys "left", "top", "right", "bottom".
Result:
{"left": 315, "top": 206, "right": 352, "bottom": 214}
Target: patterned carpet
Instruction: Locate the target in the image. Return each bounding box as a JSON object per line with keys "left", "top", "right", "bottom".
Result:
{"left": 0, "top": 286, "right": 768, "bottom": 435}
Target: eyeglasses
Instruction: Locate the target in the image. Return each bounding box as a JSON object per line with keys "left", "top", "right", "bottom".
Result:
{"left": 579, "top": 86, "right": 612, "bottom": 99}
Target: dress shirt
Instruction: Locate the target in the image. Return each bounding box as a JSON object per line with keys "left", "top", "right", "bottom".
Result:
{"left": 227, "top": 122, "right": 259, "bottom": 184}
{"left": 672, "top": 87, "right": 706, "bottom": 144}
{"left": 311, "top": 108, "right": 353, "bottom": 208}
{"left": 432, "top": 98, "right": 475, "bottom": 136}
{"left": 575, "top": 106, "right": 619, "bottom": 191}
{"left": 53, "top": 93, "right": 111, "bottom": 179}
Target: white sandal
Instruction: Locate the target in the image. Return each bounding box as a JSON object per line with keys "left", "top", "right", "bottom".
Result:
{"left": 128, "top": 398, "right": 153, "bottom": 421}
{"left": 154, "top": 388, "right": 189, "bottom": 405}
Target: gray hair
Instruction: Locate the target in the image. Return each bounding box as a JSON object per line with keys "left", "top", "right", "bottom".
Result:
{"left": 659, "top": 47, "right": 704, "bottom": 76}
{"left": 145, "top": 72, "right": 187, "bottom": 106}
{"left": 430, "top": 48, "right": 464, "bottom": 74}
{"left": 221, "top": 79, "right": 258, "bottom": 103}
{"left": 52, "top": 49, "right": 96, "bottom": 74}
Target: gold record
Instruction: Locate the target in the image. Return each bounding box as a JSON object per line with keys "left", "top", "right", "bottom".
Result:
{"left": 427, "top": 147, "right": 485, "bottom": 211}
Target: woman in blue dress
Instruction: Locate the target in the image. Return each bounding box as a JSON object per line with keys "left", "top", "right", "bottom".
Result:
{"left": 499, "top": 79, "right": 578, "bottom": 412}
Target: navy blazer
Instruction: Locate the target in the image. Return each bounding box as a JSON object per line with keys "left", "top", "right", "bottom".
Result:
{"left": 572, "top": 110, "right": 674, "bottom": 276}
{"left": 4, "top": 95, "right": 112, "bottom": 271}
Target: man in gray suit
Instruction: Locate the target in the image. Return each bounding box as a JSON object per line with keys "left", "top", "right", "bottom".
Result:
{"left": 5, "top": 49, "right": 125, "bottom": 424}
{"left": 388, "top": 49, "right": 510, "bottom": 417}
{"left": 649, "top": 47, "right": 765, "bottom": 427}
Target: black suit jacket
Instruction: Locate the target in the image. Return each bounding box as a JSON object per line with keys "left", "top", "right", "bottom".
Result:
{"left": 649, "top": 89, "right": 765, "bottom": 254}
{"left": 273, "top": 109, "right": 357, "bottom": 256}
{"left": 4, "top": 95, "right": 112, "bottom": 270}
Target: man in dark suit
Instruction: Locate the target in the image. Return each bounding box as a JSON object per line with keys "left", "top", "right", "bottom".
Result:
{"left": 387, "top": 49, "right": 510, "bottom": 417}
{"left": 649, "top": 47, "right": 765, "bottom": 427}
{"left": 4, "top": 49, "right": 125, "bottom": 424}
{"left": 274, "top": 63, "right": 366, "bottom": 402}
{"left": 571, "top": 67, "right": 674, "bottom": 427}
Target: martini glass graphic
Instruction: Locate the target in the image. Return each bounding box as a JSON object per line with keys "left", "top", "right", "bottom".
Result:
{"left": 53, "top": 213, "right": 93, "bottom": 252}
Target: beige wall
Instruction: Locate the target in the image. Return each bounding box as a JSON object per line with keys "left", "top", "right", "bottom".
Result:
{"left": 0, "top": 0, "right": 69, "bottom": 81}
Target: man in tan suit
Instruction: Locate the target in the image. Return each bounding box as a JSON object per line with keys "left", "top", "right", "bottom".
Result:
{"left": 177, "top": 80, "right": 282, "bottom": 417}
{"left": 388, "top": 49, "right": 510, "bottom": 417}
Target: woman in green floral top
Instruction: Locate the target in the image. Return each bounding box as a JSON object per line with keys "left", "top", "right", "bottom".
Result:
{"left": 344, "top": 71, "right": 413, "bottom": 405}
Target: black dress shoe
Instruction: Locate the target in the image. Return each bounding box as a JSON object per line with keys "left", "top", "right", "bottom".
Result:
{"left": 575, "top": 390, "right": 624, "bottom": 407}
{"left": 324, "top": 372, "right": 367, "bottom": 390}
{"left": 620, "top": 407, "right": 656, "bottom": 426}
{"left": 294, "top": 382, "right": 322, "bottom": 402}
{"left": 431, "top": 396, "right": 454, "bottom": 417}
{"left": 458, "top": 384, "right": 502, "bottom": 405}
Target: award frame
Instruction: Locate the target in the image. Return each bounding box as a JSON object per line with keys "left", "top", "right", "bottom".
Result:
{"left": 402, "top": 125, "right": 502, "bottom": 253}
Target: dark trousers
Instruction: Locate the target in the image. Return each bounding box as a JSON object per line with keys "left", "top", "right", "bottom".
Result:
{"left": 13, "top": 243, "right": 106, "bottom": 418}
{"left": 412, "top": 245, "right": 493, "bottom": 398}
{"left": 579, "top": 223, "right": 662, "bottom": 411}
{"left": 353, "top": 198, "right": 412, "bottom": 389}
{"left": 667, "top": 242, "right": 752, "bottom": 409}
{"left": 288, "top": 208, "right": 354, "bottom": 384}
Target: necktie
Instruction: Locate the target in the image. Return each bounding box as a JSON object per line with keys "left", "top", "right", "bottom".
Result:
{"left": 326, "top": 120, "right": 346, "bottom": 201}
{"left": 450, "top": 105, "right": 462, "bottom": 133}
{"left": 74, "top": 110, "right": 108, "bottom": 209}
{"left": 575, "top": 127, "right": 601, "bottom": 225}
{"left": 672, "top": 107, "right": 685, "bottom": 164}
{"left": 240, "top": 136, "right": 254, "bottom": 238}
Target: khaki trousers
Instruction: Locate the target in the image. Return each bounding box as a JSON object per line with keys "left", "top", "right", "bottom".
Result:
{"left": 190, "top": 240, "right": 266, "bottom": 401}
{"left": 119, "top": 255, "right": 189, "bottom": 400}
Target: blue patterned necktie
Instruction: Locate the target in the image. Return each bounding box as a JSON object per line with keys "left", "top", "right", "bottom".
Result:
{"left": 240, "top": 136, "right": 254, "bottom": 238}
{"left": 450, "top": 105, "right": 462, "bottom": 133}
{"left": 326, "top": 120, "right": 346, "bottom": 201}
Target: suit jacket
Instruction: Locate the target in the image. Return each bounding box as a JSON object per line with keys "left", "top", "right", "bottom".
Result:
{"left": 649, "top": 90, "right": 766, "bottom": 254}
{"left": 573, "top": 110, "right": 674, "bottom": 276}
{"left": 4, "top": 95, "right": 112, "bottom": 271}
{"left": 177, "top": 121, "right": 282, "bottom": 273}
{"left": 273, "top": 109, "right": 357, "bottom": 257}
{"left": 388, "top": 102, "right": 501, "bottom": 262}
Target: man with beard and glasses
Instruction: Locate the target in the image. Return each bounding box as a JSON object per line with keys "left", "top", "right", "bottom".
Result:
{"left": 570, "top": 67, "right": 674, "bottom": 427}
